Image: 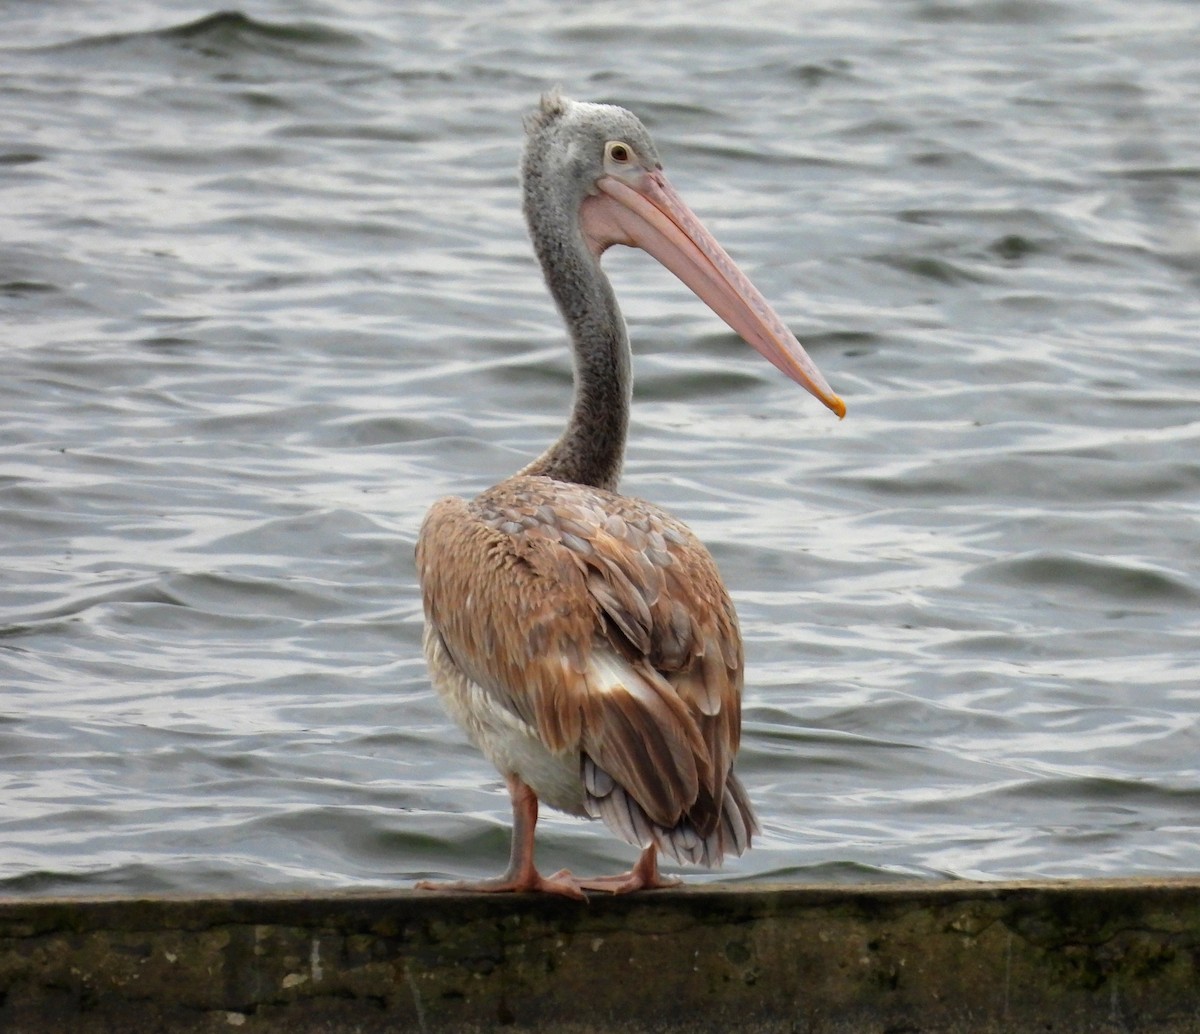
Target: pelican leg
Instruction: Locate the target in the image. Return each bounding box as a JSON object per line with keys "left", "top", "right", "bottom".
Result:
{"left": 550, "top": 844, "right": 682, "bottom": 895}
{"left": 416, "top": 774, "right": 587, "bottom": 900}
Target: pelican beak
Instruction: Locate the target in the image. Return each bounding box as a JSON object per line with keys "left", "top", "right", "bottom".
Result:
{"left": 580, "top": 170, "right": 845, "bottom": 419}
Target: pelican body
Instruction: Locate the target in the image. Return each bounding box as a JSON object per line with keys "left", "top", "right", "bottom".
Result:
{"left": 416, "top": 94, "right": 844, "bottom": 897}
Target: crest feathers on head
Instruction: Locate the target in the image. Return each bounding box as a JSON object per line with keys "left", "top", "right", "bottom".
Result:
{"left": 524, "top": 88, "right": 570, "bottom": 134}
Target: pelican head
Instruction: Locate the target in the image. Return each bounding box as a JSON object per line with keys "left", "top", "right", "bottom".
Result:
{"left": 521, "top": 91, "right": 846, "bottom": 419}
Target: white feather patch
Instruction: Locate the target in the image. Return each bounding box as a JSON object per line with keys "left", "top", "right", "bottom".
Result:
{"left": 585, "top": 648, "right": 657, "bottom": 704}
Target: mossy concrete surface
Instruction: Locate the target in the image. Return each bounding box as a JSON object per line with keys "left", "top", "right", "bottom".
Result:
{"left": 1, "top": 878, "right": 1198, "bottom": 1032}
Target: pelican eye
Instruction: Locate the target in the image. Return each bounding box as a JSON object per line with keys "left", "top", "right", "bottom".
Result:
{"left": 606, "top": 141, "right": 632, "bottom": 164}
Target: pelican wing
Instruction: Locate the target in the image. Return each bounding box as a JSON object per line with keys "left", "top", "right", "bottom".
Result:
{"left": 416, "top": 474, "right": 748, "bottom": 856}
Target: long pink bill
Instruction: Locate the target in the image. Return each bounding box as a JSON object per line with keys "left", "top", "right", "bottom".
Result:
{"left": 580, "top": 171, "right": 845, "bottom": 419}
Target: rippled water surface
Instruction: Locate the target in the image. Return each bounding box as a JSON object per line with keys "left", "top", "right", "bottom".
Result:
{"left": 2, "top": 0, "right": 1198, "bottom": 895}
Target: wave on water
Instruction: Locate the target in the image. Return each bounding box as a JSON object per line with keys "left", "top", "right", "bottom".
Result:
{"left": 21, "top": 10, "right": 369, "bottom": 70}
{"left": 158, "top": 11, "right": 365, "bottom": 51}
{"left": 972, "top": 551, "right": 1200, "bottom": 609}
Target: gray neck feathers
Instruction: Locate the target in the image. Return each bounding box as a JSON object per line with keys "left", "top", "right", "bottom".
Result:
{"left": 519, "top": 153, "right": 631, "bottom": 493}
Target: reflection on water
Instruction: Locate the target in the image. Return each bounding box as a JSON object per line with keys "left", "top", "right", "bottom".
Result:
{"left": 1, "top": 0, "right": 1198, "bottom": 895}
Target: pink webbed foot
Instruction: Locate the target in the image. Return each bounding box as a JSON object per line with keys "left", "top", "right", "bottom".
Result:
{"left": 550, "top": 845, "right": 681, "bottom": 895}
{"left": 416, "top": 870, "right": 587, "bottom": 901}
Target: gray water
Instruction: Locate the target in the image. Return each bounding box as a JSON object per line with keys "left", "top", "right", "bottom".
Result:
{"left": 2, "top": 0, "right": 1198, "bottom": 896}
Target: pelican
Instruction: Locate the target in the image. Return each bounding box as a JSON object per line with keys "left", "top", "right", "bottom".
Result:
{"left": 416, "top": 93, "right": 844, "bottom": 898}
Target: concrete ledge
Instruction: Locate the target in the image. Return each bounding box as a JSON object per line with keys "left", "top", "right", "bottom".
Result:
{"left": 1, "top": 878, "right": 1198, "bottom": 1032}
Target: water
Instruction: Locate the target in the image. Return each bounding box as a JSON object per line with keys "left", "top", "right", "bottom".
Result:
{"left": 1, "top": 0, "right": 1197, "bottom": 896}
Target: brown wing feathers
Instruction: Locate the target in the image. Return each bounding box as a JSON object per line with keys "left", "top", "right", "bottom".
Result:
{"left": 416, "top": 474, "right": 757, "bottom": 862}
